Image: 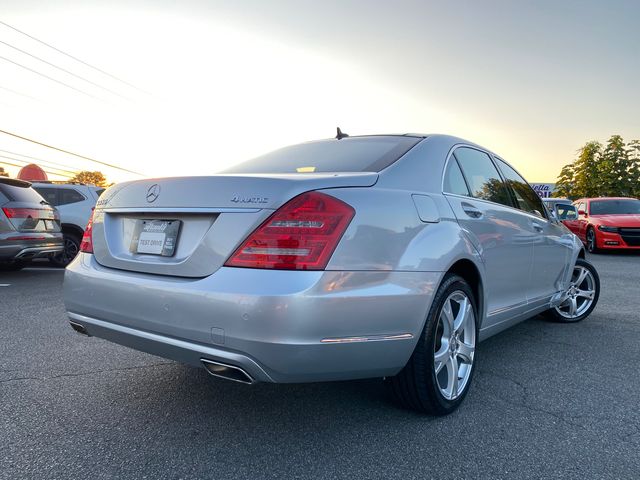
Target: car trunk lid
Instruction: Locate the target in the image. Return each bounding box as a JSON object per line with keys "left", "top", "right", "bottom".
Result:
{"left": 92, "top": 173, "right": 376, "bottom": 277}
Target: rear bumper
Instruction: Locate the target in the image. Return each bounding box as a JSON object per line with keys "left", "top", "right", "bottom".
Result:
{"left": 64, "top": 253, "right": 441, "bottom": 383}
{"left": 0, "top": 235, "right": 64, "bottom": 261}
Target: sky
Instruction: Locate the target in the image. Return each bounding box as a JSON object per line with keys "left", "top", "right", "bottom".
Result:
{"left": 1, "top": 0, "right": 638, "bottom": 184}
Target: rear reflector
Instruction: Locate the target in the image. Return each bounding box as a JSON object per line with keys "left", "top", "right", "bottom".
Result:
{"left": 225, "top": 191, "right": 354, "bottom": 270}
{"left": 80, "top": 209, "right": 95, "bottom": 254}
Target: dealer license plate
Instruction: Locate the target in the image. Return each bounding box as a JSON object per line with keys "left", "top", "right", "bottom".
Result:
{"left": 131, "top": 220, "right": 181, "bottom": 256}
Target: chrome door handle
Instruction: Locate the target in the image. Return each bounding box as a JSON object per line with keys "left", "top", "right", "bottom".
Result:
{"left": 532, "top": 221, "right": 544, "bottom": 232}
{"left": 461, "top": 202, "right": 483, "bottom": 219}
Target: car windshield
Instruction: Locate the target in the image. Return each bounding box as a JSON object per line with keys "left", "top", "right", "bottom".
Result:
{"left": 223, "top": 136, "right": 422, "bottom": 174}
{"left": 590, "top": 199, "right": 640, "bottom": 215}
{"left": 0, "top": 182, "right": 45, "bottom": 204}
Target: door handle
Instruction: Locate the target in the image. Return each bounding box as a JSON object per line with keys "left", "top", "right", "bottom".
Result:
{"left": 461, "top": 202, "right": 483, "bottom": 219}
{"left": 532, "top": 221, "right": 544, "bottom": 233}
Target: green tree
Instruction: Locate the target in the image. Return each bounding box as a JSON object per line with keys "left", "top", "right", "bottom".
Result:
{"left": 600, "top": 135, "right": 633, "bottom": 196}
{"left": 554, "top": 163, "right": 574, "bottom": 198}
{"left": 572, "top": 141, "right": 602, "bottom": 198}
{"left": 69, "top": 171, "right": 108, "bottom": 187}
{"left": 627, "top": 139, "right": 640, "bottom": 197}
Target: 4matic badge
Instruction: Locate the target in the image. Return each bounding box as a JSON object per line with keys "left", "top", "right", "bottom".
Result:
{"left": 230, "top": 195, "right": 269, "bottom": 204}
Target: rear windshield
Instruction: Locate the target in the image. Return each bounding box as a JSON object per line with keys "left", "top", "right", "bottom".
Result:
{"left": 590, "top": 199, "right": 640, "bottom": 215}
{"left": 223, "top": 136, "right": 422, "bottom": 174}
{"left": 0, "top": 183, "right": 45, "bottom": 204}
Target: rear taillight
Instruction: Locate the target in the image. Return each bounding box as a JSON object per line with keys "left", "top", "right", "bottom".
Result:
{"left": 225, "top": 191, "right": 355, "bottom": 270}
{"left": 2, "top": 207, "right": 55, "bottom": 219}
{"left": 80, "top": 209, "right": 95, "bottom": 254}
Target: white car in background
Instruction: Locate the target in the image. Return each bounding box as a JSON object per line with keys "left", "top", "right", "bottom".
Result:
{"left": 32, "top": 182, "right": 105, "bottom": 266}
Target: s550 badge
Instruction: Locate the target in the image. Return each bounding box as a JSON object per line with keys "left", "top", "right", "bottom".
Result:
{"left": 231, "top": 195, "right": 269, "bottom": 204}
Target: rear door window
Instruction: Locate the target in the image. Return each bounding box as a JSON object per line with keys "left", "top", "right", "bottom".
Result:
{"left": 453, "top": 147, "right": 512, "bottom": 207}
{"left": 33, "top": 187, "right": 59, "bottom": 206}
{"left": 58, "top": 188, "right": 86, "bottom": 205}
{"left": 495, "top": 158, "right": 547, "bottom": 218}
{"left": 224, "top": 136, "right": 422, "bottom": 173}
{"left": 443, "top": 158, "right": 470, "bottom": 196}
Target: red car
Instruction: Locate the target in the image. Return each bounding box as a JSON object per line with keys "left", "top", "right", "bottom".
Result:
{"left": 569, "top": 197, "right": 640, "bottom": 253}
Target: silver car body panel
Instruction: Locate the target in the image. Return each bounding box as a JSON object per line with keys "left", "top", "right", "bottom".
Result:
{"left": 64, "top": 134, "right": 584, "bottom": 382}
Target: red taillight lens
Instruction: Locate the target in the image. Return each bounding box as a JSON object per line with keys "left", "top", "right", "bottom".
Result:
{"left": 80, "top": 209, "right": 95, "bottom": 254}
{"left": 225, "top": 191, "right": 355, "bottom": 270}
{"left": 2, "top": 207, "right": 55, "bottom": 219}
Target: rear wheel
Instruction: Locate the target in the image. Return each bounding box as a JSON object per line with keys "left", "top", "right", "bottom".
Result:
{"left": 586, "top": 227, "right": 599, "bottom": 253}
{"left": 50, "top": 233, "right": 80, "bottom": 267}
{"left": 389, "top": 274, "right": 477, "bottom": 415}
{"left": 545, "top": 258, "right": 600, "bottom": 323}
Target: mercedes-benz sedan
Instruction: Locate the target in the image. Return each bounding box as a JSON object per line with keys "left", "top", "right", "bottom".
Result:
{"left": 64, "top": 133, "right": 600, "bottom": 414}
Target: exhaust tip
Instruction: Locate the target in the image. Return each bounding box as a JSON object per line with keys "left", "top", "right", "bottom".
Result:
{"left": 69, "top": 320, "right": 90, "bottom": 336}
{"left": 201, "top": 359, "right": 254, "bottom": 384}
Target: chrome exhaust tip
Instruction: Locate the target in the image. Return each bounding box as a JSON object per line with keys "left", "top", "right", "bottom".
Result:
{"left": 201, "top": 359, "right": 254, "bottom": 385}
{"left": 69, "top": 320, "right": 90, "bottom": 336}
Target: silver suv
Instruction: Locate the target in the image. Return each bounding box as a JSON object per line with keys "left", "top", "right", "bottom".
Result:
{"left": 32, "top": 182, "right": 104, "bottom": 267}
{"left": 0, "top": 178, "right": 63, "bottom": 270}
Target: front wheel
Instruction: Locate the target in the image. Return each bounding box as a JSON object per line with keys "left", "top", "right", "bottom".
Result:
{"left": 545, "top": 258, "right": 600, "bottom": 323}
{"left": 586, "top": 227, "right": 599, "bottom": 253}
{"left": 388, "top": 274, "right": 478, "bottom": 415}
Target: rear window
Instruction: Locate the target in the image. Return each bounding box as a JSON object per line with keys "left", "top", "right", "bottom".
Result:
{"left": 0, "top": 182, "right": 45, "bottom": 204}
{"left": 223, "top": 136, "right": 422, "bottom": 174}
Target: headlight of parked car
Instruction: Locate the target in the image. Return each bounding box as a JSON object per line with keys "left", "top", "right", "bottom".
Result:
{"left": 598, "top": 225, "right": 618, "bottom": 232}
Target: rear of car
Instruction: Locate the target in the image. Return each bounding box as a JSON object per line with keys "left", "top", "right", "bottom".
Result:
{"left": 0, "top": 178, "right": 63, "bottom": 269}
{"left": 64, "top": 136, "right": 435, "bottom": 383}
{"left": 32, "top": 183, "right": 105, "bottom": 266}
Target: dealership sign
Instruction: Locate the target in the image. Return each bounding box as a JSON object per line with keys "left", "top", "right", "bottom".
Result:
{"left": 531, "top": 183, "right": 556, "bottom": 198}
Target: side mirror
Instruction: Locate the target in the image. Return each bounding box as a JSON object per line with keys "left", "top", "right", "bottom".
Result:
{"left": 578, "top": 209, "right": 586, "bottom": 216}
{"left": 549, "top": 209, "right": 559, "bottom": 222}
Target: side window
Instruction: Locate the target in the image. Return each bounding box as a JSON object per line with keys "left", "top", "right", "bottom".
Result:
{"left": 495, "top": 159, "right": 546, "bottom": 218}
{"left": 33, "top": 187, "right": 59, "bottom": 206}
{"left": 443, "top": 158, "right": 470, "bottom": 196}
{"left": 58, "top": 188, "right": 86, "bottom": 206}
{"left": 556, "top": 204, "right": 577, "bottom": 220}
{"left": 95, "top": 188, "right": 106, "bottom": 198}
{"left": 454, "top": 147, "right": 512, "bottom": 207}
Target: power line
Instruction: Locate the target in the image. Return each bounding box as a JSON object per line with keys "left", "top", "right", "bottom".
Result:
{"left": 0, "top": 153, "right": 78, "bottom": 175}
{"left": 0, "top": 54, "right": 102, "bottom": 100}
{"left": 0, "top": 160, "right": 74, "bottom": 179}
{"left": 0, "top": 148, "right": 85, "bottom": 172}
{"left": 0, "top": 85, "right": 40, "bottom": 102}
{"left": 0, "top": 129, "right": 145, "bottom": 176}
{"left": 0, "top": 20, "right": 146, "bottom": 94}
{"left": 0, "top": 40, "right": 131, "bottom": 101}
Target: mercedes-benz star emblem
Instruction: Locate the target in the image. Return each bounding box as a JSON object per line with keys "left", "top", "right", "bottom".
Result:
{"left": 146, "top": 184, "right": 160, "bottom": 203}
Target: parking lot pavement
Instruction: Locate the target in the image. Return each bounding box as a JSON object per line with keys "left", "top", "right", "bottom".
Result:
{"left": 2, "top": 254, "right": 640, "bottom": 480}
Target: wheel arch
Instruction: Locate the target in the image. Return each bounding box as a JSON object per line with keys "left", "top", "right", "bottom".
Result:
{"left": 445, "top": 258, "right": 485, "bottom": 328}
{"left": 61, "top": 223, "right": 84, "bottom": 240}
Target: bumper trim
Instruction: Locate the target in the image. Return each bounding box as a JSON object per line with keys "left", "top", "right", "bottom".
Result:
{"left": 67, "top": 312, "right": 275, "bottom": 383}
{"left": 320, "top": 333, "right": 413, "bottom": 343}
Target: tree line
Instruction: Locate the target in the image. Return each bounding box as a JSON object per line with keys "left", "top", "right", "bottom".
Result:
{"left": 555, "top": 135, "right": 640, "bottom": 199}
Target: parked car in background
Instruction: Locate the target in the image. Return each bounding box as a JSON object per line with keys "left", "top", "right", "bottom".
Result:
{"left": 0, "top": 178, "right": 63, "bottom": 270}
{"left": 569, "top": 197, "right": 640, "bottom": 253}
{"left": 554, "top": 203, "right": 581, "bottom": 232}
{"left": 542, "top": 197, "right": 572, "bottom": 213}
{"left": 64, "top": 133, "right": 600, "bottom": 415}
{"left": 32, "top": 182, "right": 105, "bottom": 267}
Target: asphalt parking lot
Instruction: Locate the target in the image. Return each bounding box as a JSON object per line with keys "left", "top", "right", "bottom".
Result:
{"left": 2, "top": 254, "right": 639, "bottom": 480}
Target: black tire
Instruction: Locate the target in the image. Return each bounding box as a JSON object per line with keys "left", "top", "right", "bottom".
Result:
{"left": 586, "top": 227, "right": 599, "bottom": 254}
{"left": 544, "top": 258, "right": 600, "bottom": 323}
{"left": 50, "top": 233, "right": 81, "bottom": 268}
{"left": 0, "top": 260, "right": 27, "bottom": 271}
{"left": 388, "top": 274, "right": 478, "bottom": 415}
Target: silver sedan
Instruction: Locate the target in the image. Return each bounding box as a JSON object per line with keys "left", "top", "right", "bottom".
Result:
{"left": 64, "top": 133, "right": 600, "bottom": 414}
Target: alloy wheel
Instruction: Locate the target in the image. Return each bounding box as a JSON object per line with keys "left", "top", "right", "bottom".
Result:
{"left": 554, "top": 265, "right": 596, "bottom": 319}
{"left": 433, "top": 291, "right": 476, "bottom": 400}
{"left": 587, "top": 229, "right": 596, "bottom": 252}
